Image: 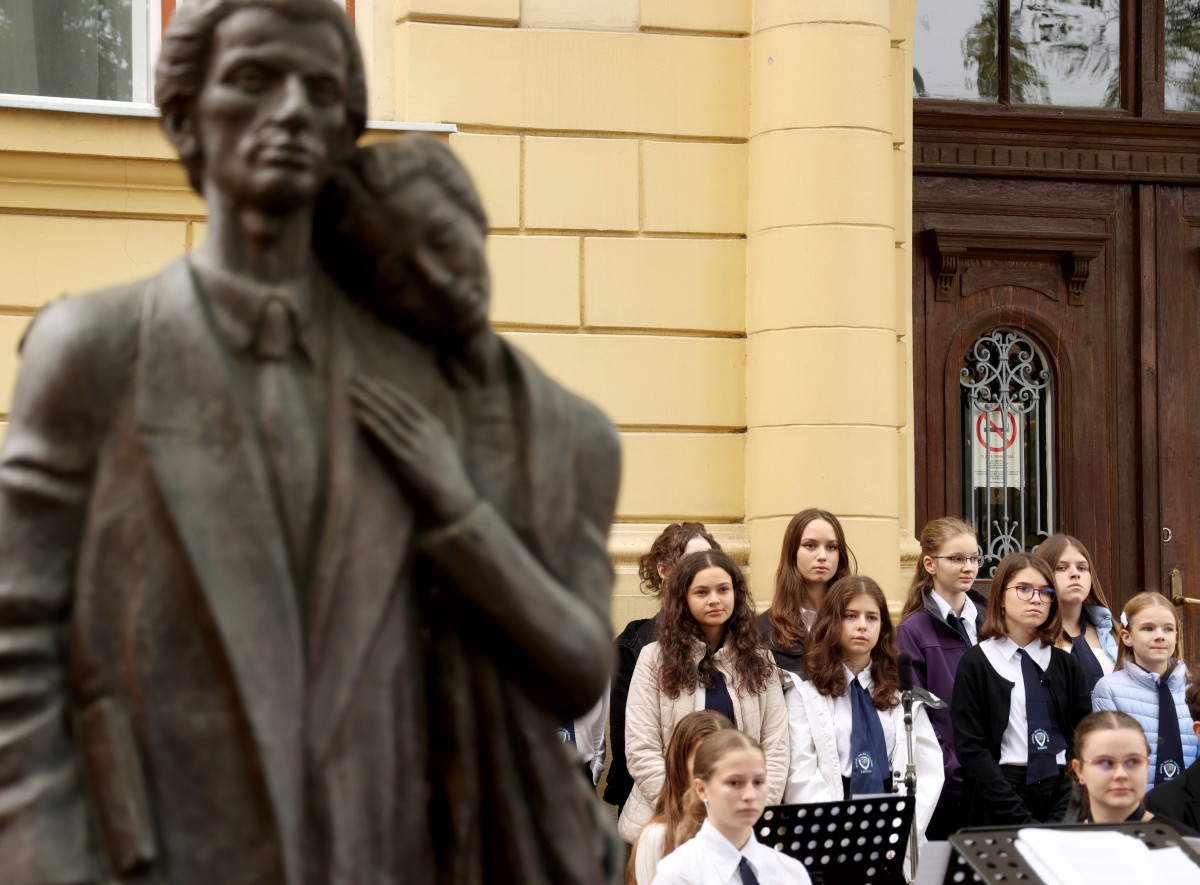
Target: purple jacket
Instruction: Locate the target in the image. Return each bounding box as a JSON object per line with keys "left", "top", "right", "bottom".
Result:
{"left": 895, "top": 588, "right": 987, "bottom": 797}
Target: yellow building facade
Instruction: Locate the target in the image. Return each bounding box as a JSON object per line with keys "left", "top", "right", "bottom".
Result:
{"left": 0, "top": 0, "right": 920, "bottom": 621}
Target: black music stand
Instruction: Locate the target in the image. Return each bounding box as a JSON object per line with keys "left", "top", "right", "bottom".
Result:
{"left": 943, "top": 820, "right": 1200, "bottom": 885}
{"left": 755, "top": 795, "right": 916, "bottom": 885}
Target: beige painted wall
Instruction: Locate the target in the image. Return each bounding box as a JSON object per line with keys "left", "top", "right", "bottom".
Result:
{"left": 0, "top": 0, "right": 918, "bottom": 627}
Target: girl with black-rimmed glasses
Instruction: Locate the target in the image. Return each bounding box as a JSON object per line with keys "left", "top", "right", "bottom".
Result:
{"left": 896, "top": 518, "right": 985, "bottom": 838}
{"left": 951, "top": 553, "right": 1092, "bottom": 825}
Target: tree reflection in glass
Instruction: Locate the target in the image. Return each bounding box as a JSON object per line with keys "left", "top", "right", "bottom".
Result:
{"left": 1166, "top": 0, "right": 1200, "bottom": 111}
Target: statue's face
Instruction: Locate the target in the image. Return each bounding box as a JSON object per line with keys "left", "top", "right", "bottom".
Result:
{"left": 192, "top": 7, "right": 349, "bottom": 210}
{"left": 378, "top": 176, "right": 491, "bottom": 340}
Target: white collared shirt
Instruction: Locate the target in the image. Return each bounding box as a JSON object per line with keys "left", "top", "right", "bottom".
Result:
{"left": 931, "top": 590, "right": 979, "bottom": 645}
{"left": 832, "top": 664, "right": 895, "bottom": 778}
{"left": 652, "top": 819, "right": 812, "bottom": 885}
{"left": 979, "top": 636, "right": 1064, "bottom": 766}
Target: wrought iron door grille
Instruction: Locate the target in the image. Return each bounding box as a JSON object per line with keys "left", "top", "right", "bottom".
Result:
{"left": 960, "top": 328, "right": 1056, "bottom": 578}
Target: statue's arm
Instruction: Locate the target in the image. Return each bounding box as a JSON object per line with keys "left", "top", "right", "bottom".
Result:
{"left": 351, "top": 375, "right": 619, "bottom": 719}
{"left": 418, "top": 401, "right": 620, "bottom": 719}
{"left": 0, "top": 296, "right": 124, "bottom": 885}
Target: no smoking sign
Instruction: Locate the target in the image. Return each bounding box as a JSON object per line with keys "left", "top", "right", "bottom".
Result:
{"left": 971, "top": 406, "right": 1021, "bottom": 488}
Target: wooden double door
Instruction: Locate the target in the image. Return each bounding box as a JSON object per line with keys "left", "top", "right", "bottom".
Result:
{"left": 914, "top": 176, "right": 1200, "bottom": 638}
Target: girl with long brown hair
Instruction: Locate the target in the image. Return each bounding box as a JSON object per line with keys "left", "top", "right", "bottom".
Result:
{"left": 1036, "top": 533, "right": 1118, "bottom": 690}
{"left": 758, "top": 508, "right": 857, "bottom": 674}
{"left": 783, "top": 576, "right": 944, "bottom": 847}
{"left": 606, "top": 522, "right": 722, "bottom": 812}
{"left": 653, "top": 730, "right": 811, "bottom": 885}
{"left": 1092, "top": 591, "right": 1197, "bottom": 787}
{"left": 625, "top": 711, "right": 733, "bottom": 885}
{"left": 619, "top": 550, "right": 787, "bottom": 844}
{"left": 952, "top": 553, "right": 1091, "bottom": 824}
{"left": 895, "top": 517, "right": 984, "bottom": 839}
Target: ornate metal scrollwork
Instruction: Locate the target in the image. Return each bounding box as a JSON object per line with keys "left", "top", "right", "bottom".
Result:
{"left": 961, "top": 328, "right": 1054, "bottom": 578}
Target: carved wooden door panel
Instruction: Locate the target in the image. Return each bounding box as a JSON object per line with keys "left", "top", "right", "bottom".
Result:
{"left": 913, "top": 177, "right": 1141, "bottom": 600}
{"left": 1155, "top": 187, "right": 1200, "bottom": 638}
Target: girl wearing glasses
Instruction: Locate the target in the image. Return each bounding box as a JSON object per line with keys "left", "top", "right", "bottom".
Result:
{"left": 1036, "top": 534, "right": 1118, "bottom": 691}
{"left": 1091, "top": 592, "right": 1197, "bottom": 788}
{"left": 1070, "top": 710, "right": 1198, "bottom": 834}
{"left": 896, "top": 518, "right": 985, "bottom": 839}
{"left": 758, "top": 508, "right": 857, "bottom": 675}
{"left": 951, "top": 553, "right": 1092, "bottom": 824}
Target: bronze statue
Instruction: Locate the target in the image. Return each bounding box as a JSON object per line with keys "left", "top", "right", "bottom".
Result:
{"left": 0, "top": 2, "right": 619, "bottom": 883}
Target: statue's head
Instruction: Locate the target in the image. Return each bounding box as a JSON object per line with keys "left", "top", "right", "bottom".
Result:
{"left": 317, "top": 135, "right": 492, "bottom": 343}
{"left": 156, "top": 0, "right": 367, "bottom": 203}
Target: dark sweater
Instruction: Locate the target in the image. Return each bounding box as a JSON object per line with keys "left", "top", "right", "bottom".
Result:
{"left": 601, "top": 616, "right": 658, "bottom": 808}
{"left": 952, "top": 642, "right": 1091, "bottom": 825}
{"left": 756, "top": 611, "right": 805, "bottom": 675}
{"left": 1146, "top": 756, "right": 1200, "bottom": 833}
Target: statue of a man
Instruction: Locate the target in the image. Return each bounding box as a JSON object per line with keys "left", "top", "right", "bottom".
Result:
{"left": 0, "top": 2, "right": 618, "bottom": 884}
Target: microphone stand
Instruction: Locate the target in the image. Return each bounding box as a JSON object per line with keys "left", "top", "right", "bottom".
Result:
{"left": 899, "top": 654, "right": 918, "bottom": 882}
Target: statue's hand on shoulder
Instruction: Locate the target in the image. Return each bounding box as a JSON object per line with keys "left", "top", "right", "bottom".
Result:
{"left": 350, "top": 375, "right": 477, "bottom": 525}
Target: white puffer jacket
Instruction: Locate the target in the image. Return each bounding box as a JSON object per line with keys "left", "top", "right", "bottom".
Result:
{"left": 617, "top": 640, "right": 788, "bottom": 843}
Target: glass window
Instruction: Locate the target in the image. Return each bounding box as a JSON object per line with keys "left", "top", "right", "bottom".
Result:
{"left": 1166, "top": 0, "right": 1200, "bottom": 111}
{"left": 0, "top": 0, "right": 350, "bottom": 106}
{"left": 914, "top": 0, "right": 1120, "bottom": 109}
{"left": 914, "top": 0, "right": 997, "bottom": 101}
{"left": 0, "top": 0, "right": 157, "bottom": 102}
{"left": 1010, "top": 0, "right": 1120, "bottom": 107}
{"left": 960, "top": 328, "right": 1055, "bottom": 579}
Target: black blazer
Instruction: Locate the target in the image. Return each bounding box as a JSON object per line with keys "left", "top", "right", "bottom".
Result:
{"left": 1146, "top": 757, "right": 1200, "bottom": 832}
{"left": 952, "top": 642, "right": 1092, "bottom": 824}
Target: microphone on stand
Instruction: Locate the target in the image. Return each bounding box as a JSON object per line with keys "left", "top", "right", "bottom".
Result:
{"left": 898, "top": 652, "right": 919, "bottom": 881}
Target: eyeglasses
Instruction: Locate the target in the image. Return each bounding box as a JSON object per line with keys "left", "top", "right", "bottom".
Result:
{"left": 932, "top": 555, "right": 982, "bottom": 567}
{"left": 1006, "top": 585, "right": 1055, "bottom": 602}
{"left": 1080, "top": 755, "right": 1150, "bottom": 773}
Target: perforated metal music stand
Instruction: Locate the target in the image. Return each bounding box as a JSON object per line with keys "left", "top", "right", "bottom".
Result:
{"left": 754, "top": 795, "right": 916, "bottom": 885}
{"left": 943, "top": 820, "right": 1200, "bottom": 885}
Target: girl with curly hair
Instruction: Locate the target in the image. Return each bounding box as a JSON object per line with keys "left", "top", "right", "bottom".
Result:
{"left": 605, "top": 523, "right": 722, "bottom": 812}
{"left": 618, "top": 550, "right": 787, "bottom": 843}
{"left": 758, "top": 508, "right": 857, "bottom": 674}
{"left": 784, "top": 576, "right": 944, "bottom": 848}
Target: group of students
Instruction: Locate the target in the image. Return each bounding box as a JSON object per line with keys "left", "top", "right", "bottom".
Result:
{"left": 588, "top": 510, "right": 1200, "bottom": 884}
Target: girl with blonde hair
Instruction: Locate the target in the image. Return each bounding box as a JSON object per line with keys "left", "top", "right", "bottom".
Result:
{"left": 1092, "top": 591, "right": 1197, "bottom": 787}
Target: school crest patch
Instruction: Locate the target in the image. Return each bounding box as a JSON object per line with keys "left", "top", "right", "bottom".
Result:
{"left": 1031, "top": 728, "right": 1050, "bottom": 750}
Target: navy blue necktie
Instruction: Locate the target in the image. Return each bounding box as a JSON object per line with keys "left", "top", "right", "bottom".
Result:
{"left": 947, "top": 612, "right": 973, "bottom": 646}
{"left": 738, "top": 857, "right": 760, "bottom": 885}
{"left": 1066, "top": 629, "right": 1103, "bottom": 691}
{"left": 1157, "top": 672, "right": 1185, "bottom": 782}
{"left": 705, "top": 668, "right": 737, "bottom": 726}
{"left": 1019, "top": 649, "right": 1066, "bottom": 784}
{"left": 558, "top": 721, "right": 576, "bottom": 746}
{"left": 849, "top": 678, "right": 889, "bottom": 796}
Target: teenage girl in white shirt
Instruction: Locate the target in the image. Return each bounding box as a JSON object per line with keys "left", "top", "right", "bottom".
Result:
{"left": 652, "top": 729, "right": 811, "bottom": 885}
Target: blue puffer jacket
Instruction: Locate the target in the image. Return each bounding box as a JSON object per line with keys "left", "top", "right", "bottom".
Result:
{"left": 1092, "top": 660, "right": 1197, "bottom": 787}
{"left": 1082, "top": 603, "right": 1119, "bottom": 664}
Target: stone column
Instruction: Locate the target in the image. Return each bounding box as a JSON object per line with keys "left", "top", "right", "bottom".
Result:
{"left": 745, "top": 0, "right": 906, "bottom": 599}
